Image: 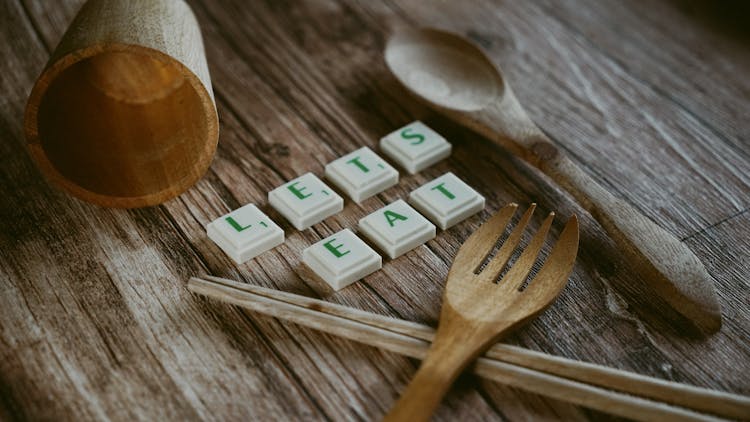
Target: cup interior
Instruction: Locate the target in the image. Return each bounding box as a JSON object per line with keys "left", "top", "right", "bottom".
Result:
{"left": 28, "top": 47, "right": 217, "bottom": 207}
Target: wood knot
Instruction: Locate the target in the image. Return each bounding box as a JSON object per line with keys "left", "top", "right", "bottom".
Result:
{"left": 263, "top": 143, "right": 290, "bottom": 157}
{"left": 531, "top": 141, "right": 558, "bottom": 162}
{"left": 307, "top": 302, "right": 323, "bottom": 312}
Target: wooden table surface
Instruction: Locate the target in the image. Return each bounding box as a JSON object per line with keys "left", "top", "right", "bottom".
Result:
{"left": 2, "top": 0, "right": 749, "bottom": 420}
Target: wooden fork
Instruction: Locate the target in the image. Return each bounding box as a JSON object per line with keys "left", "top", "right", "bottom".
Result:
{"left": 385, "top": 203, "right": 579, "bottom": 421}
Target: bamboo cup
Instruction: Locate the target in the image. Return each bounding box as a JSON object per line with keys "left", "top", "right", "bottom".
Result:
{"left": 24, "top": 0, "right": 219, "bottom": 208}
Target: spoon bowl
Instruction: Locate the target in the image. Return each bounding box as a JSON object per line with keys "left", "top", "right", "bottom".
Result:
{"left": 386, "top": 28, "right": 503, "bottom": 111}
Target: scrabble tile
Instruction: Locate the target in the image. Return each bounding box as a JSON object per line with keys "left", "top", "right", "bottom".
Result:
{"left": 268, "top": 172, "right": 344, "bottom": 230}
{"left": 302, "top": 228, "right": 382, "bottom": 291}
{"left": 207, "top": 204, "right": 284, "bottom": 264}
{"left": 380, "top": 121, "right": 452, "bottom": 174}
{"left": 358, "top": 199, "right": 436, "bottom": 259}
{"left": 408, "top": 172, "right": 485, "bottom": 230}
{"left": 325, "top": 147, "right": 399, "bottom": 203}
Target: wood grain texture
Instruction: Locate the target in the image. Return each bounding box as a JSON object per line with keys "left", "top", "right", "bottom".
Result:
{"left": 1, "top": 0, "right": 748, "bottom": 421}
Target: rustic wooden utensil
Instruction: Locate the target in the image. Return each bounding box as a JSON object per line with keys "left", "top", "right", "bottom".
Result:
{"left": 383, "top": 203, "right": 577, "bottom": 421}
{"left": 188, "top": 275, "right": 750, "bottom": 421}
{"left": 24, "top": 0, "right": 219, "bottom": 208}
{"left": 384, "top": 27, "right": 721, "bottom": 334}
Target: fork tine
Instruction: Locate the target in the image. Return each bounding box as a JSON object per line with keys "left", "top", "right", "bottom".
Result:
{"left": 502, "top": 211, "right": 555, "bottom": 288}
{"left": 452, "top": 203, "right": 518, "bottom": 272}
{"left": 522, "top": 215, "right": 579, "bottom": 307}
{"left": 478, "top": 203, "right": 536, "bottom": 280}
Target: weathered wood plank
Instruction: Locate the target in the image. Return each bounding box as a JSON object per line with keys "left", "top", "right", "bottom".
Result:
{"left": 0, "top": 0, "right": 747, "bottom": 420}
{"left": 187, "top": 0, "right": 749, "bottom": 414}
{"left": 2, "top": 1, "right": 326, "bottom": 420}
{"left": 383, "top": 0, "right": 750, "bottom": 238}
{"left": 177, "top": 2, "right": 504, "bottom": 418}
{"left": 538, "top": 0, "right": 750, "bottom": 156}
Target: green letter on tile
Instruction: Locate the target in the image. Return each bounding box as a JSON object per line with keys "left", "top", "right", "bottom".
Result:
{"left": 346, "top": 156, "right": 369, "bottom": 173}
{"left": 400, "top": 128, "right": 425, "bottom": 145}
{"left": 384, "top": 210, "right": 408, "bottom": 227}
{"left": 226, "top": 217, "right": 251, "bottom": 232}
{"left": 323, "top": 239, "right": 350, "bottom": 258}
{"left": 287, "top": 181, "right": 312, "bottom": 200}
{"left": 431, "top": 182, "right": 455, "bottom": 199}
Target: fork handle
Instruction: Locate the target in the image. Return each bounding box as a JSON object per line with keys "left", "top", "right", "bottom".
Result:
{"left": 384, "top": 339, "right": 470, "bottom": 422}
{"left": 384, "top": 326, "right": 491, "bottom": 422}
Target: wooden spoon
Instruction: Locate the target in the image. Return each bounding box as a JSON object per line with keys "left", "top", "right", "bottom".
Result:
{"left": 384, "top": 27, "right": 721, "bottom": 334}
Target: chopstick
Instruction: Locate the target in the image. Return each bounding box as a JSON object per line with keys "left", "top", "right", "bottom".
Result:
{"left": 188, "top": 275, "right": 749, "bottom": 421}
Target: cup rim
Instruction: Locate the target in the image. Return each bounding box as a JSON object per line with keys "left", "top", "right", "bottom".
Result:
{"left": 24, "top": 42, "right": 220, "bottom": 208}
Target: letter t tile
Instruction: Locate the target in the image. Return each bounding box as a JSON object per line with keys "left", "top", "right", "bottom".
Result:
{"left": 325, "top": 146, "right": 398, "bottom": 203}
{"left": 408, "top": 172, "right": 485, "bottom": 230}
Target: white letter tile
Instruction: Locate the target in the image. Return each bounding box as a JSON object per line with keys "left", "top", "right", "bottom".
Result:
{"left": 408, "top": 172, "right": 485, "bottom": 230}
{"left": 380, "top": 121, "right": 451, "bottom": 174}
{"left": 302, "top": 228, "right": 382, "bottom": 291}
{"left": 325, "top": 146, "right": 399, "bottom": 203}
{"left": 268, "top": 172, "right": 344, "bottom": 230}
{"left": 207, "top": 204, "right": 284, "bottom": 264}
{"left": 358, "top": 199, "right": 435, "bottom": 259}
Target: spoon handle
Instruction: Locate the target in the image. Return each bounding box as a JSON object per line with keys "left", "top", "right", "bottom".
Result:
{"left": 542, "top": 148, "right": 721, "bottom": 333}
{"left": 469, "top": 101, "right": 721, "bottom": 333}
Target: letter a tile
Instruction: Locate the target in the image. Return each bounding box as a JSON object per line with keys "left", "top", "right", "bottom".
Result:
{"left": 358, "top": 199, "right": 435, "bottom": 259}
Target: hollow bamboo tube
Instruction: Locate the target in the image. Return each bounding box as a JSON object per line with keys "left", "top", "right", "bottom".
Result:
{"left": 24, "top": 0, "right": 219, "bottom": 208}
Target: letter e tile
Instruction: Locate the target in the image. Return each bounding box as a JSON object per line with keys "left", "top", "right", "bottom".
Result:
{"left": 268, "top": 172, "right": 344, "bottom": 230}
{"left": 302, "top": 228, "right": 382, "bottom": 290}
